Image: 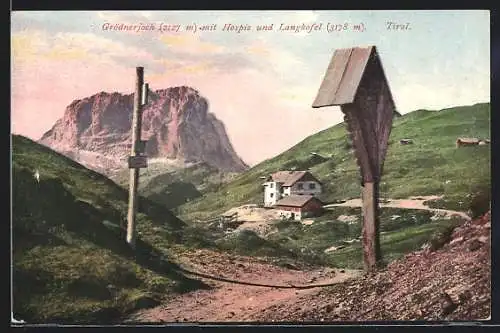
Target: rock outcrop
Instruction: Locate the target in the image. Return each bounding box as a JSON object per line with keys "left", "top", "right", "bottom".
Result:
{"left": 39, "top": 86, "right": 248, "bottom": 175}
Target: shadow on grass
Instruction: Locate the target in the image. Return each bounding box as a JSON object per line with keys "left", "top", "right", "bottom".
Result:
{"left": 13, "top": 167, "right": 210, "bottom": 324}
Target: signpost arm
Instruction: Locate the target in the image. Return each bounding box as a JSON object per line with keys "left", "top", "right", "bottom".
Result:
{"left": 126, "top": 67, "right": 144, "bottom": 248}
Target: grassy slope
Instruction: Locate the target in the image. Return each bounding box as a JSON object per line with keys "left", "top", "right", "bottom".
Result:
{"left": 112, "top": 162, "right": 238, "bottom": 210}
{"left": 12, "top": 135, "right": 208, "bottom": 324}
{"left": 267, "top": 206, "right": 462, "bottom": 269}
{"left": 179, "top": 103, "right": 490, "bottom": 222}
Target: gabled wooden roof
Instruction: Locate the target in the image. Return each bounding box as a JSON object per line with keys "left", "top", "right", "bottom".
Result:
{"left": 312, "top": 45, "right": 398, "bottom": 116}
{"left": 275, "top": 195, "right": 322, "bottom": 208}
{"left": 267, "top": 170, "right": 321, "bottom": 187}
{"left": 313, "top": 46, "right": 373, "bottom": 107}
{"left": 269, "top": 171, "right": 307, "bottom": 186}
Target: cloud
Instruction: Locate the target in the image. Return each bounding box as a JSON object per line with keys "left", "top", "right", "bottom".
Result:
{"left": 246, "top": 43, "right": 271, "bottom": 56}
{"left": 12, "top": 30, "right": 155, "bottom": 66}
{"left": 45, "top": 46, "right": 89, "bottom": 61}
{"left": 273, "top": 10, "right": 320, "bottom": 23}
{"left": 96, "top": 11, "right": 122, "bottom": 21}
{"left": 278, "top": 85, "right": 318, "bottom": 108}
{"left": 11, "top": 31, "right": 50, "bottom": 63}
{"left": 159, "top": 34, "right": 226, "bottom": 54}
{"left": 96, "top": 10, "right": 154, "bottom": 22}
{"left": 243, "top": 38, "right": 309, "bottom": 83}
{"left": 147, "top": 34, "right": 258, "bottom": 77}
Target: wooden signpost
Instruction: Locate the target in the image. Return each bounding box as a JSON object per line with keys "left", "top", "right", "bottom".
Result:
{"left": 126, "top": 67, "right": 149, "bottom": 248}
{"left": 312, "top": 46, "right": 397, "bottom": 272}
{"left": 128, "top": 155, "right": 148, "bottom": 169}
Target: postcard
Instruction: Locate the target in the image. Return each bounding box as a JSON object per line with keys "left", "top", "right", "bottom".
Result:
{"left": 11, "top": 10, "right": 491, "bottom": 325}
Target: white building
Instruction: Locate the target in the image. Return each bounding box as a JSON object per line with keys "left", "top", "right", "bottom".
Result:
{"left": 262, "top": 170, "right": 323, "bottom": 207}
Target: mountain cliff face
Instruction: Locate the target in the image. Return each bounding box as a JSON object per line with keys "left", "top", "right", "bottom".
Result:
{"left": 39, "top": 86, "right": 248, "bottom": 175}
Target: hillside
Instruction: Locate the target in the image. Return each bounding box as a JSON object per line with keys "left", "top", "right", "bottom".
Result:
{"left": 128, "top": 211, "right": 491, "bottom": 322}
{"left": 178, "top": 103, "right": 490, "bottom": 222}
{"left": 111, "top": 161, "right": 239, "bottom": 210}
{"left": 11, "top": 101, "right": 491, "bottom": 323}
{"left": 12, "top": 134, "right": 313, "bottom": 323}
{"left": 257, "top": 211, "right": 491, "bottom": 321}
{"left": 11, "top": 135, "right": 208, "bottom": 323}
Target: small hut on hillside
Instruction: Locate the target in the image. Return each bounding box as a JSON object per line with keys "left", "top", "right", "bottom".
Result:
{"left": 275, "top": 195, "right": 324, "bottom": 221}
{"left": 456, "top": 138, "right": 480, "bottom": 148}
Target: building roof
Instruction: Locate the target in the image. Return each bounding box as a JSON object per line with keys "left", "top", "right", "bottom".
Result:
{"left": 456, "top": 137, "right": 480, "bottom": 143}
{"left": 312, "top": 45, "right": 399, "bottom": 116}
{"left": 267, "top": 170, "right": 323, "bottom": 187}
{"left": 275, "top": 195, "right": 322, "bottom": 208}
{"left": 269, "top": 170, "right": 307, "bottom": 186}
{"left": 313, "top": 46, "right": 372, "bottom": 107}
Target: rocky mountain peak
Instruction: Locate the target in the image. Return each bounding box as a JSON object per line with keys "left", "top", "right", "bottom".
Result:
{"left": 39, "top": 86, "right": 248, "bottom": 175}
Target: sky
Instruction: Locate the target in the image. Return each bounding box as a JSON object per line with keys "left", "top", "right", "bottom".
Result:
{"left": 11, "top": 10, "right": 490, "bottom": 166}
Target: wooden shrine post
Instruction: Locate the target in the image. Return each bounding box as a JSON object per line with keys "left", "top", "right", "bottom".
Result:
{"left": 126, "top": 67, "right": 150, "bottom": 248}
{"left": 312, "top": 46, "right": 397, "bottom": 272}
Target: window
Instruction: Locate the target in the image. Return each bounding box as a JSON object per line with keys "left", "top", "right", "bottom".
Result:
{"left": 309, "top": 183, "right": 316, "bottom": 190}
{"left": 270, "top": 183, "right": 274, "bottom": 188}
{"left": 297, "top": 183, "right": 304, "bottom": 190}
{"left": 270, "top": 193, "right": 274, "bottom": 198}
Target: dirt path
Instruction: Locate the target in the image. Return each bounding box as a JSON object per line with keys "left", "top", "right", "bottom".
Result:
{"left": 229, "top": 196, "right": 470, "bottom": 238}
{"left": 127, "top": 196, "right": 470, "bottom": 322}
{"left": 127, "top": 249, "right": 362, "bottom": 323}
{"left": 325, "top": 195, "right": 471, "bottom": 221}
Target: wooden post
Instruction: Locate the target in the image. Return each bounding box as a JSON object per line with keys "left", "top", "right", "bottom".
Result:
{"left": 126, "top": 67, "right": 144, "bottom": 248}
{"left": 361, "top": 181, "right": 382, "bottom": 271}
{"left": 312, "top": 46, "right": 396, "bottom": 272}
